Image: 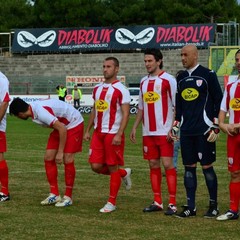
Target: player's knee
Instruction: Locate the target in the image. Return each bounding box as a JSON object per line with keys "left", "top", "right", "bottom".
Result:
{"left": 202, "top": 166, "right": 216, "bottom": 182}
{"left": 90, "top": 163, "right": 102, "bottom": 173}
{"left": 184, "top": 167, "right": 196, "bottom": 188}
{"left": 231, "top": 171, "right": 240, "bottom": 182}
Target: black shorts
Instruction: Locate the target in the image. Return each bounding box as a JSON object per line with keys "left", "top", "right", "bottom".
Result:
{"left": 180, "top": 134, "right": 216, "bottom": 166}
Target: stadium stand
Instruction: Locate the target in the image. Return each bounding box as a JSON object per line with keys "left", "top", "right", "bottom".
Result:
{"left": 0, "top": 50, "right": 210, "bottom": 95}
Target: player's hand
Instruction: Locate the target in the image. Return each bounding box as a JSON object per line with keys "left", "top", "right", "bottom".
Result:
{"left": 112, "top": 133, "right": 121, "bottom": 145}
{"left": 55, "top": 151, "right": 64, "bottom": 164}
{"left": 207, "top": 118, "right": 220, "bottom": 142}
{"left": 225, "top": 123, "right": 240, "bottom": 136}
{"left": 130, "top": 128, "right": 137, "bottom": 143}
{"left": 83, "top": 132, "right": 91, "bottom": 141}
{"left": 170, "top": 121, "right": 180, "bottom": 141}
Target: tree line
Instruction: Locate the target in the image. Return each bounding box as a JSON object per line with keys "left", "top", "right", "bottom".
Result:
{"left": 0, "top": 0, "right": 240, "bottom": 32}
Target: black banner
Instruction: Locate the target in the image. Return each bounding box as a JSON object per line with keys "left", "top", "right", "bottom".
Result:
{"left": 12, "top": 24, "right": 216, "bottom": 52}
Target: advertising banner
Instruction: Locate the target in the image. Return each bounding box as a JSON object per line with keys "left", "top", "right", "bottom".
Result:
{"left": 12, "top": 24, "right": 216, "bottom": 52}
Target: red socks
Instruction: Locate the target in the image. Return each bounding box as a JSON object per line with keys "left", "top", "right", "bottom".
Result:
{"left": 165, "top": 168, "right": 177, "bottom": 205}
{"left": 229, "top": 182, "right": 240, "bottom": 212}
{"left": 64, "top": 162, "right": 76, "bottom": 198}
{"left": 45, "top": 160, "right": 76, "bottom": 198}
{"left": 0, "top": 160, "right": 9, "bottom": 195}
{"left": 108, "top": 171, "right": 121, "bottom": 205}
{"left": 44, "top": 160, "right": 59, "bottom": 196}
{"left": 150, "top": 168, "right": 162, "bottom": 204}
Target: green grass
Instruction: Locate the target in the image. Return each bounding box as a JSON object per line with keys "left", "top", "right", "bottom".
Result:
{"left": 2, "top": 114, "right": 238, "bottom": 240}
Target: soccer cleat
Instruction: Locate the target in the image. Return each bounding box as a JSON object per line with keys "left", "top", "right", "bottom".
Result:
{"left": 122, "top": 168, "right": 132, "bottom": 191}
{"left": 204, "top": 205, "right": 219, "bottom": 218}
{"left": 41, "top": 193, "right": 61, "bottom": 206}
{"left": 216, "top": 210, "right": 239, "bottom": 221}
{"left": 143, "top": 201, "right": 163, "bottom": 212}
{"left": 99, "top": 202, "right": 116, "bottom": 213}
{"left": 0, "top": 192, "right": 10, "bottom": 202}
{"left": 175, "top": 205, "right": 196, "bottom": 218}
{"left": 165, "top": 204, "right": 177, "bottom": 215}
{"left": 55, "top": 195, "right": 72, "bottom": 207}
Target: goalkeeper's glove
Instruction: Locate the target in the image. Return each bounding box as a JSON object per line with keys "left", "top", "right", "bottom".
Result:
{"left": 170, "top": 120, "right": 180, "bottom": 141}
{"left": 207, "top": 118, "right": 220, "bottom": 142}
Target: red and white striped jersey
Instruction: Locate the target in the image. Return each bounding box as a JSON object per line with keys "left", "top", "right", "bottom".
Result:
{"left": 138, "top": 71, "right": 176, "bottom": 136}
{"left": 30, "top": 98, "right": 83, "bottom": 129}
{"left": 220, "top": 77, "right": 240, "bottom": 124}
{"left": 93, "top": 80, "right": 131, "bottom": 133}
{"left": 0, "top": 72, "right": 10, "bottom": 132}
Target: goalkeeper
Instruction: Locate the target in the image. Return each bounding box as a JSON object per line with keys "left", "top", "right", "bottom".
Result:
{"left": 170, "top": 45, "right": 223, "bottom": 218}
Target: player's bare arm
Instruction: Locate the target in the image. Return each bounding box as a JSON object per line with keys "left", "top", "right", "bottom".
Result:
{"left": 112, "top": 103, "right": 130, "bottom": 145}
{"left": 218, "top": 110, "right": 239, "bottom": 136}
{"left": 130, "top": 109, "right": 143, "bottom": 144}
{"left": 0, "top": 101, "right": 9, "bottom": 122}
{"left": 83, "top": 105, "right": 96, "bottom": 141}
{"left": 53, "top": 120, "right": 67, "bottom": 164}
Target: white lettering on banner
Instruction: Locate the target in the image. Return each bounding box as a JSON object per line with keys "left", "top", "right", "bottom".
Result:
{"left": 7, "top": 95, "right": 51, "bottom": 113}
{"left": 66, "top": 75, "right": 126, "bottom": 88}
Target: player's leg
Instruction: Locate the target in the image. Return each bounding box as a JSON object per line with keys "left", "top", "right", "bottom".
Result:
{"left": 55, "top": 123, "right": 84, "bottom": 207}
{"left": 99, "top": 133, "right": 125, "bottom": 213}
{"left": 217, "top": 135, "right": 240, "bottom": 220}
{"left": 0, "top": 132, "right": 9, "bottom": 201}
{"left": 162, "top": 154, "right": 177, "bottom": 215}
{"left": 142, "top": 136, "right": 163, "bottom": 212}
{"left": 199, "top": 135, "right": 219, "bottom": 218}
{"left": 0, "top": 153, "right": 9, "bottom": 201}
{"left": 41, "top": 130, "right": 62, "bottom": 205}
{"left": 159, "top": 136, "right": 177, "bottom": 214}
{"left": 176, "top": 135, "right": 197, "bottom": 218}
{"left": 41, "top": 149, "right": 60, "bottom": 205}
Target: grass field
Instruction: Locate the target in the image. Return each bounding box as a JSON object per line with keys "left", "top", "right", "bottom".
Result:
{"left": 1, "top": 114, "right": 238, "bottom": 240}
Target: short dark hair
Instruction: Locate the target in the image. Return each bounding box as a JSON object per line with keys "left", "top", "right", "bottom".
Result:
{"left": 235, "top": 49, "right": 240, "bottom": 57}
{"left": 144, "top": 48, "right": 163, "bottom": 69}
{"left": 105, "top": 57, "right": 119, "bottom": 67}
{"left": 9, "top": 97, "right": 29, "bottom": 116}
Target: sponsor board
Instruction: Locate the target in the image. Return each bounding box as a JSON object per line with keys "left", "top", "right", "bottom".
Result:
{"left": 8, "top": 94, "right": 139, "bottom": 114}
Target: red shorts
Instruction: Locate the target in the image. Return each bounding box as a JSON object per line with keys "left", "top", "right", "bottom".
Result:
{"left": 227, "top": 134, "right": 240, "bottom": 172}
{"left": 143, "top": 135, "right": 173, "bottom": 160}
{"left": 0, "top": 131, "right": 7, "bottom": 153}
{"left": 89, "top": 131, "right": 125, "bottom": 166}
{"left": 47, "top": 123, "right": 84, "bottom": 153}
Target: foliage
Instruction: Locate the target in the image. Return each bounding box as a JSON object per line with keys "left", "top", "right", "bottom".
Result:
{"left": 0, "top": 0, "right": 240, "bottom": 31}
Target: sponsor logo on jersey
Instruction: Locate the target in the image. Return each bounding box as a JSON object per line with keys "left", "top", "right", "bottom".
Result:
{"left": 95, "top": 99, "right": 109, "bottom": 112}
{"left": 143, "top": 91, "right": 160, "bottom": 103}
{"left": 182, "top": 88, "right": 199, "bottom": 101}
{"left": 229, "top": 98, "right": 240, "bottom": 111}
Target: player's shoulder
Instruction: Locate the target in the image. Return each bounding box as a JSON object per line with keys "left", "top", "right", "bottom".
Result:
{"left": 161, "top": 71, "right": 176, "bottom": 81}
{"left": 113, "top": 81, "right": 130, "bottom": 92}
{"left": 140, "top": 75, "right": 149, "bottom": 83}
{"left": 198, "top": 64, "right": 216, "bottom": 75}
{"left": 0, "top": 71, "right": 9, "bottom": 83}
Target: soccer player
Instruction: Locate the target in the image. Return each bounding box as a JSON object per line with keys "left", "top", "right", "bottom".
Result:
{"left": 217, "top": 49, "right": 240, "bottom": 221}
{"left": 9, "top": 97, "right": 84, "bottom": 207}
{"left": 0, "top": 71, "right": 11, "bottom": 202}
{"left": 84, "top": 56, "right": 132, "bottom": 213}
{"left": 130, "top": 48, "right": 177, "bottom": 215}
{"left": 171, "top": 44, "right": 223, "bottom": 218}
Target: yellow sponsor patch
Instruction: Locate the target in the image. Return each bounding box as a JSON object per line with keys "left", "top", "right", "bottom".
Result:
{"left": 143, "top": 91, "right": 160, "bottom": 103}
{"left": 229, "top": 98, "right": 240, "bottom": 111}
{"left": 95, "top": 99, "right": 109, "bottom": 112}
{"left": 181, "top": 88, "right": 199, "bottom": 101}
